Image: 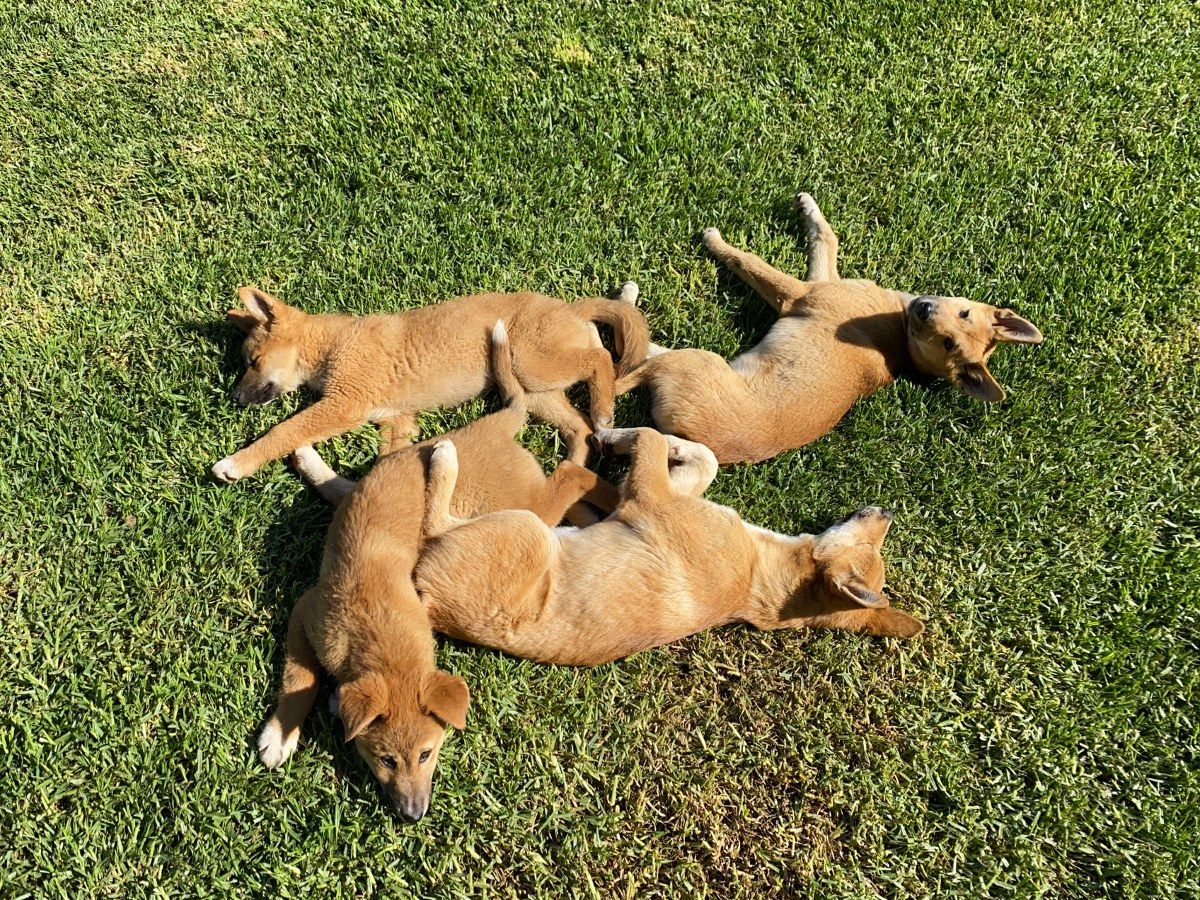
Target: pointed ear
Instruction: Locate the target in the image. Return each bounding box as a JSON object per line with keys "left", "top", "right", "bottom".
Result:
{"left": 955, "top": 362, "right": 1005, "bottom": 402}
{"left": 992, "top": 308, "right": 1042, "bottom": 344}
{"left": 236, "top": 286, "right": 286, "bottom": 328}
{"left": 835, "top": 577, "right": 888, "bottom": 609}
{"left": 421, "top": 670, "right": 470, "bottom": 730}
{"left": 339, "top": 673, "right": 388, "bottom": 742}
{"left": 226, "top": 308, "right": 261, "bottom": 334}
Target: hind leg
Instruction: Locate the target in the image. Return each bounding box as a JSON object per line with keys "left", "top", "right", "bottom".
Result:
{"left": 531, "top": 462, "right": 619, "bottom": 526}
{"left": 794, "top": 193, "right": 840, "bottom": 282}
{"left": 663, "top": 436, "right": 720, "bottom": 497}
{"left": 526, "top": 390, "right": 593, "bottom": 466}
{"left": 378, "top": 414, "right": 419, "bottom": 455}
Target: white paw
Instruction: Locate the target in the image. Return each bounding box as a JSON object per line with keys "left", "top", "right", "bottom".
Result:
{"left": 617, "top": 281, "right": 639, "bottom": 305}
{"left": 291, "top": 445, "right": 318, "bottom": 465}
{"left": 701, "top": 227, "right": 722, "bottom": 247}
{"left": 257, "top": 718, "right": 299, "bottom": 770}
{"left": 492, "top": 319, "right": 508, "bottom": 343}
{"left": 431, "top": 439, "right": 456, "bottom": 462}
{"left": 212, "top": 456, "right": 243, "bottom": 483}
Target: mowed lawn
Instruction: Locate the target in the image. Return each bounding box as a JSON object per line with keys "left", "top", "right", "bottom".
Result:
{"left": 2, "top": 0, "right": 1198, "bottom": 895}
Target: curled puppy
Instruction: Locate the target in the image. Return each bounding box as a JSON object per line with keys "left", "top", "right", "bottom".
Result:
{"left": 617, "top": 195, "right": 1042, "bottom": 463}
{"left": 414, "top": 427, "right": 923, "bottom": 668}
{"left": 257, "top": 323, "right": 618, "bottom": 820}
{"left": 215, "top": 281, "right": 646, "bottom": 482}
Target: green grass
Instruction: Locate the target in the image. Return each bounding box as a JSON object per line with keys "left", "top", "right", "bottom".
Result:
{"left": 1, "top": 0, "right": 1198, "bottom": 895}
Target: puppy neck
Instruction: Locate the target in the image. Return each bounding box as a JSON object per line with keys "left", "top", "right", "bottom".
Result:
{"left": 743, "top": 527, "right": 819, "bottom": 623}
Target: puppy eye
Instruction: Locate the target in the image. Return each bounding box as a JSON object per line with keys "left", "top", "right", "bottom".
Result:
{"left": 381, "top": 755, "right": 398, "bottom": 770}
{"left": 942, "top": 338, "right": 955, "bottom": 352}
{"left": 959, "top": 309, "right": 970, "bottom": 319}
{"left": 418, "top": 749, "right": 432, "bottom": 764}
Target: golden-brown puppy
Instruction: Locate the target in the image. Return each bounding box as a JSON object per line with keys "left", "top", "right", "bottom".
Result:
{"left": 215, "top": 282, "right": 646, "bottom": 482}
{"left": 258, "top": 323, "right": 618, "bottom": 819}
{"left": 616, "top": 194, "right": 1043, "bottom": 463}
{"left": 414, "top": 427, "right": 923, "bottom": 668}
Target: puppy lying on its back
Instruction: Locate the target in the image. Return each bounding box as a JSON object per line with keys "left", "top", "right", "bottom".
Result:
{"left": 258, "top": 322, "right": 618, "bottom": 820}
{"left": 414, "top": 426, "right": 923, "bottom": 668}
{"left": 617, "top": 194, "right": 1043, "bottom": 463}
{"left": 215, "top": 282, "right": 646, "bottom": 482}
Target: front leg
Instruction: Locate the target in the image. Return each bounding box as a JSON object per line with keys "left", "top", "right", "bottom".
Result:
{"left": 213, "top": 398, "right": 364, "bottom": 483}
{"left": 794, "top": 192, "right": 840, "bottom": 283}
{"left": 593, "top": 427, "right": 673, "bottom": 503}
{"left": 258, "top": 588, "right": 322, "bottom": 769}
{"left": 702, "top": 228, "right": 809, "bottom": 316}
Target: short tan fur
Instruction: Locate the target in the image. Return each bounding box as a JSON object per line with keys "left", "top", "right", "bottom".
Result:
{"left": 616, "top": 194, "right": 1042, "bottom": 463}
{"left": 414, "top": 427, "right": 924, "bottom": 668}
{"left": 257, "top": 323, "right": 618, "bottom": 819}
{"left": 216, "top": 282, "right": 647, "bottom": 481}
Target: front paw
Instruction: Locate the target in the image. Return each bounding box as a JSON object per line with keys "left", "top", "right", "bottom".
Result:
{"left": 257, "top": 718, "right": 300, "bottom": 770}
{"left": 212, "top": 455, "right": 245, "bottom": 483}
{"left": 590, "top": 429, "right": 617, "bottom": 456}
{"left": 701, "top": 227, "right": 722, "bottom": 249}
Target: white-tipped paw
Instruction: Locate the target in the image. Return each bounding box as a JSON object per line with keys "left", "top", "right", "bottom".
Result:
{"left": 257, "top": 718, "right": 299, "bottom": 770}
{"left": 701, "top": 227, "right": 722, "bottom": 247}
{"left": 794, "top": 192, "right": 830, "bottom": 227}
{"left": 617, "top": 281, "right": 639, "bottom": 305}
{"left": 431, "top": 439, "right": 457, "bottom": 464}
{"left": 290, "top": 445, "right": 319, "bottom": 469}
{"left": 212, "top": 456, "right": 244, "bottom": 484}
{"left": 492, "top": 319, "right": 508, "bottom": 343}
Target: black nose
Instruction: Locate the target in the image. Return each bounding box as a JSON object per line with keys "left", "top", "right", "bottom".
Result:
{"left": 913, "top": 298, "right": 934, "bottom": 322}
{"left": 395, "top": 801, "right": 426, "bottom": 823}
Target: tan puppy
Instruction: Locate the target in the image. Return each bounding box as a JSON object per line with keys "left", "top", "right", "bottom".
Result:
{"left": 215, "top": 282, "right": 647, "bottom": 482}
{"left": 258, "top": 323, "right": 618, "bottom": 820}
{"left": 414, "top": 427, "right": 923, "bottom": 668}
{"left": 617, "top": 194, "right": 1043, "bottom": 463}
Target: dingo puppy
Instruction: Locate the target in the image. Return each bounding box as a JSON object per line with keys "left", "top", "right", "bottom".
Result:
{"left": 215, "top": 282, "right": 646, "bottom": 482}
{"left": 414, "top": 427, "right": 923, "bottom": 668}
{"left": 257, "top": 323, "right": 618, "bottom": 819}
{"left": 616, "top": 195, "right": 1043, "bottom": 463}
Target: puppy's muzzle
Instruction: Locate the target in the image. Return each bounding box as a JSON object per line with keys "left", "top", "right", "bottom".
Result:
{"left": 911, "top": 297, "right": 935, "bottom": 323}
{"left": 233, "top": 381, "right": 280, "bottom": 407}
{"left": 393, "top": 793, "right": 429, "bottom": 823}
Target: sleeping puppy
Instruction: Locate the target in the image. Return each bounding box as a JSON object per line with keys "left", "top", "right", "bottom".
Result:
{"left": 215, "top": 281, "right": 646, "bottom": 481}
{"left": 616, "top": 194, "right": 1043, "bottom": 463}
{"left": 414, "top": 426, "right": 923, "bottom": 668}
{"left": 257, "top": 323, "right": 618, "bottom": 820}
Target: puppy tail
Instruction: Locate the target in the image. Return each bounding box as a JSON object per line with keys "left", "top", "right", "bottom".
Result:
{"left": 614, "top": 356, "right": 654, "bottom": 395}
{"left": 572, "top": 291, "right": 650, "bottom": 379}
{"left": 290, "top": 446, "right": 357, "bottom": 507}
{"left": 490, "top": 319, "right": 528, "bottom": 420}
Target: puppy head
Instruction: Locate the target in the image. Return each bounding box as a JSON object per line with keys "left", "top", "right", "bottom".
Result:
{"left": 812, "top": 506, "right": 893, "bottom": 607}
{"left": 905, "top": 296, "right": 1042, "bottom": 402}
{"left": 809, "top": 507, "right": 923, "bottom": 638}
{"left": 226, "top": 287, "right": 308, "bottom": 406}
{"left": 339, "top": 669, "right": 470, "bottom": 823}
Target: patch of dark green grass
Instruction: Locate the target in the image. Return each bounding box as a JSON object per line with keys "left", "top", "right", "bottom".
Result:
{"left": 1, "top": 0, "right": 1197, "bottom": 896}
